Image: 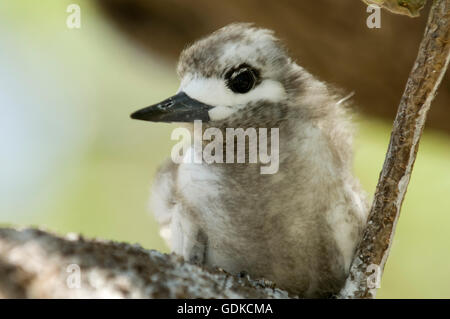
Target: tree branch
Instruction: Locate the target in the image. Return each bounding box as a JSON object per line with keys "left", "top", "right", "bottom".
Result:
{"left": 340, "top": 0, "right": 450, "bottom": 298}
{"left": 0, "top": 228, "right": 290, "bottom": 298}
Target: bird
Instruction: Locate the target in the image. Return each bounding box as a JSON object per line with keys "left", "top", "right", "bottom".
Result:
{"left": 130, "top": 23, "right": 368, "bottom": 298}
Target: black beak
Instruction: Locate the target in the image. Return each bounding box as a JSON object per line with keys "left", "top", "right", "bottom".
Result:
{"left": 130, "top": 92, "right": 214, "bottom": 123}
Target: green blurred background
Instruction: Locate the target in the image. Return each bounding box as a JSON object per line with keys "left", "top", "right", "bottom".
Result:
{"left": 0, "top": 0, "right": 449, "bottom": 298}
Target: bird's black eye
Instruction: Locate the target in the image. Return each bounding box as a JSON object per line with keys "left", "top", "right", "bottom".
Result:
{"left": 226, "top": 66, "right": 257, "bottom": 94}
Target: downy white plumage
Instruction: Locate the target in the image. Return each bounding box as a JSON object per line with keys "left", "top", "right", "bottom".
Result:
{"left": 131, "top": 23, "right": 368, "bottom": 298}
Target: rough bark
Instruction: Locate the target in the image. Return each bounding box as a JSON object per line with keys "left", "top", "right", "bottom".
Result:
{"left": 0, "top": 228, "right": 290, "bottom": 298}
{"left": 339, "top": 0, "right": 450, "bottom": 298}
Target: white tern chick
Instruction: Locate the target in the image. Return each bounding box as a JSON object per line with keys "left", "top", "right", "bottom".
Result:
{"left": 131, "top": 23, "right": 368, "bottom": 298}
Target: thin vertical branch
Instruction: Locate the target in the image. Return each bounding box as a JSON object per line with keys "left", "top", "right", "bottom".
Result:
{"left": 340, "top": 0, "right": 450, "bottom": 298}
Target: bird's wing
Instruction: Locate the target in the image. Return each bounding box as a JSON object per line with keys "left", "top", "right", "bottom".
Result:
{"left": 150, "top": 159, "right": 179, "bottom": 249}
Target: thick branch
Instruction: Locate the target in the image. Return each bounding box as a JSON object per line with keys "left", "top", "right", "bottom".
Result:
{"left": 0, "top": 228, "right": 290, "bottom": 298}
{"left": 340, "top": 0, "right": 450, "bottom": 298}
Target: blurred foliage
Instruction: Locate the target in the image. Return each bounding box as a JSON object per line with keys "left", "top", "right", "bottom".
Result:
{"left": 0, "top": 0, "right": 449, "bottom": 298}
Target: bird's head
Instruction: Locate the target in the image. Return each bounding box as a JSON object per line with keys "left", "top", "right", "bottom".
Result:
{"left": 131, "top": 23, "right": 304, "bottom": 127}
